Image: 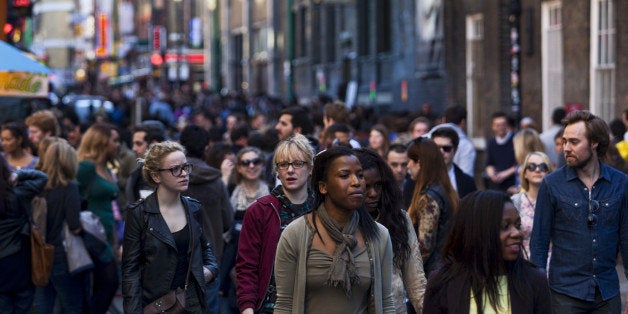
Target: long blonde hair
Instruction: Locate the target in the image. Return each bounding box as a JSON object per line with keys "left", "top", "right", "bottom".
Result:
{"left": 39, "top": 139, "right": 78, "bottom": 190}
{"left": 77, "top": 123, "right": 114, "bottom": 164}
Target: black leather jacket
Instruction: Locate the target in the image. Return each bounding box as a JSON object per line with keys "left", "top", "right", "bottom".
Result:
{"left": 121, "top": 193, "right": 219, "bottom": 313}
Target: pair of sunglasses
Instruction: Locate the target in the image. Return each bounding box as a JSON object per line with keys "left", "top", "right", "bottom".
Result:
{"left": 526, "top": 162, "right": 549, "bottom": 173}
{"left": 438, "top": 145, "right": 454, "bottom": 153}
{"left": 239, "top": 158, "right": 263, "bottom": 167}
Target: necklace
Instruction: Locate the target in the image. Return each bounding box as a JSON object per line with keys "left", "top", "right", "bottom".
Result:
{"left": 523, "top": 192, "right": 536, "bottom": 207}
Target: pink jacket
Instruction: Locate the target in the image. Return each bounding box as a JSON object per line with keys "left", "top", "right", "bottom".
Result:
{"left": 236, "top": 194, "right": 282, "bottom": 312}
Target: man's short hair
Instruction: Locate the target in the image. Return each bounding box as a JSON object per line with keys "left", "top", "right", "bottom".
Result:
{"left": 408, "top": 117, "right": 432, "bottom": 133}
{"left": 25, "top": 110, "right": 60, "bottom": 136}
{"left": 323, "top": 101, "right": 350, "bottom": 125}
{"left": 386, "top": 143, "right": 408, "bottom": 159}
{"left": 431, "top": 127, "right": 460, "bottom": 149}
{"left": 230, "top": 124, "right": 250, "bottom": 143}
{"left": 280, "top": 106, "right": 314, "bottom": 135}
{"left": 444, "top": 104, "right": 467, "bottom": 125}
{"left": 133, "top": 122, "right": 166, "bottom": 144}
{"left": 179, "top": 125, "right": 209, "bottom": 159}
{"left": 327, "top": 123, "right": 351, "bottom": 134}
{"left": 551, "top": 107, "right": 567, "bottom": 125}
{"left": 562, "top": 110, "right": 610, "bottom": 157}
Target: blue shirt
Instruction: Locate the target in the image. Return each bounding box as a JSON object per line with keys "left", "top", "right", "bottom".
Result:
{"left": 530, "top": 162, "right": 628, "bottom": 301}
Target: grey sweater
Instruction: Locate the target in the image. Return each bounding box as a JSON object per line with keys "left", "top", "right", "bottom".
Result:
{"left": 274, "top": 214, "right": 396, "bottom": 314}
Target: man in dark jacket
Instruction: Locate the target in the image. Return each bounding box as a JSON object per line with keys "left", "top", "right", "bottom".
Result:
{"left": 125, "top": 122, "right": 166, "bottom": 207}
{"left": 179, "top": 125, "right": 233, "bottom": 314}
{"left": 431, "top": 127, "right": 477, "bottom": 199}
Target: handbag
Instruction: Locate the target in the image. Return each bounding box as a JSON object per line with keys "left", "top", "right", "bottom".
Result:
{"left": 64, "top": 223, "right": 94, "bottom": 274}
{"left": 31, "top": 224, "right": 54, "bottom": 287}
{"left": 143, "top": 287, "right": 186, "bottom": 314}
{"left": 80, "top": 211, "right": 113, "bottom": 264}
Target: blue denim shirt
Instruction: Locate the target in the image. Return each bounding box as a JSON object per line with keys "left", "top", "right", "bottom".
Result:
{"left": 530, "top": 162, "right": 628, "bottom": 301}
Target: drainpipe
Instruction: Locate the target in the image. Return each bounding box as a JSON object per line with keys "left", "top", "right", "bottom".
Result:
{"left": 287, "top": 0, "right": 294, "bottom": 101}
{"left": 212, "top": 0, "right": 221, "bottom": 93}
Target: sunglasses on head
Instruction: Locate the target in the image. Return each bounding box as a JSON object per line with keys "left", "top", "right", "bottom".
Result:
{"left": 239, "top": 158, "right": 263, "bottom": 167}
{"left": 526, "top": 162, "right": 549, "bottom": 173}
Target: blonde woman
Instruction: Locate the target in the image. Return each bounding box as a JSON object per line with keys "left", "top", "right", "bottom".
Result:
{"left": 511, "top": 152, "right": 554, "bottom": 259}
{"left": 33, "top": 138, "right": 85, "bottom": 313}
{"left": 221, "top": 146, "right": 269, "bottom": 311}
{"left": 122, "top": 141, "right": 217, "bottom": 313}
{"left": 511, "top": 129, "right": 545, "bottom": 194}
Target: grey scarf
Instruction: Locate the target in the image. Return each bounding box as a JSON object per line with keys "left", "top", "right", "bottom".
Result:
{"left": 317, "top": 204, "right": 360, "bottom": 296}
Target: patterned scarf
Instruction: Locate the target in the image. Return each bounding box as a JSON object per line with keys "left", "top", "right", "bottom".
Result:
{"left": 316, "top": 204, "right": 360, "bottom": 296}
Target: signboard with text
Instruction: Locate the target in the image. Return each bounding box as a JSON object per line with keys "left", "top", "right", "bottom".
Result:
{"left": 0, "top": 72, "right": 48, "bottom": 97}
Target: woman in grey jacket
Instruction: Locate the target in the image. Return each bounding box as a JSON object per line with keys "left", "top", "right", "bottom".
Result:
{"left": 274, "top": 146, "right": 395, "bottom": 314}
{"left": 121, "top": 141, "right": 218, "bottom": 313}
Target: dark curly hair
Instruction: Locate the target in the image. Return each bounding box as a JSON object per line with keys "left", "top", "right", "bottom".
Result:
{"left": 354, "top": 148, "right": 410, "bottom": 269}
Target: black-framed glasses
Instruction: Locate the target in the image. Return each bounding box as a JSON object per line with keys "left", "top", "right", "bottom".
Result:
{"left": 276, "top": 160, "right": 307, "bottom": 170}
{"left": 239, "top": 158, "right": 263, "bottom": 167}
{"left": 157, "top": 162, "right": 192, "bottom": 176}
{"left": 587, "top": 199, "right": 600, "bottom": 227}
{"left": 438, "top": 145, "right": 454, "bottom": 153}
{"left": 526, "top": 162, "right": 549, "bottom": 173}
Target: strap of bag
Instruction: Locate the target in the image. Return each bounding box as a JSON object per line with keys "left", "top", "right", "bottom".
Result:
{"left": 183, "top": 199, "right": 194, "bottom": 291}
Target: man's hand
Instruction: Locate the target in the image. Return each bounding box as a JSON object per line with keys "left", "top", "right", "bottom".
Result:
{"left": 242, "top": 308, "right": 254, "bottom": 314}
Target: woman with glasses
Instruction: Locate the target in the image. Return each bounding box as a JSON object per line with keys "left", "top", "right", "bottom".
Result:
{"left": 511, "top": 152, "right": 553, "bottom": 259}
{"left": 274, "top": 146, "right": 395, "bottom": 313}
{"left": 511, "top": 129, "right": 546, "bottom": 195}
{"left": 121, "top": 141, "right": 218, "bottom": 313}
{"left": 236, "top": 134, "right": 315, "bottom": 314}
{"left": 76, "top": 122, "right": 120, "bottom": 314}
{"left": 406, "top": 137, "right": 458, "bottom": 277}
{"left": 221, "top": 146, "right": 269, "bottom": 312}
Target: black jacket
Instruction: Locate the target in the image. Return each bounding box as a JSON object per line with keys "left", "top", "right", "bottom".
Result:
{"left": 453, "top": 164, "right": 477, "bottom": 199}
{"left": 424, "top": 262, "right": 551, "bottom": 313}
{"left": 121, "top": 193, "right": 219, "bottom": 313}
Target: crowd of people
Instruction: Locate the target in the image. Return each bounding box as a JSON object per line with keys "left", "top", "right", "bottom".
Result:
{"left": 2, "top": 89, "right": 628, "bottom": 313}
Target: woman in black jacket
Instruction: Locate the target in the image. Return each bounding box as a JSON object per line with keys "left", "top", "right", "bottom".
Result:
{"left": 0, "top": 154, "right": 48, "bottom": 313}
{"left": 121, "top": 141, "right": 218, "bottom": 313}
{"left": 423, "top": 190, "right": 551, "bottom": 313}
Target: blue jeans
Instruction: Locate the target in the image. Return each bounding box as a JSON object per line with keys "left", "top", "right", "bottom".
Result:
{"left": 204, "top": 276, "right": 220, "bottom": 314}
{"left": 0, "top": 288, "right": 35, "bottom": 314}
{"left": 33, "top": 253, "right": 85, "bottom": 314}
{"left": 551, "top": 288, "right": 621, "bottom": 314}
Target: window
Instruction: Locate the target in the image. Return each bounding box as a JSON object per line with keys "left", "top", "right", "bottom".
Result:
{"left": 541, "top": 1, "right": 563, "bottom": 131}
{"left": 590, "top": 0, "right": 615, "bottom": 121}
{"left": 357, "top": 0, "right": 370, "bottom": 56}
{"left": 326, "top": 6, "right": 336, "bottom": 62}
{"left": 376, "top": 0, "right": 391, "bottom": 54}
{"left": 466, "top": 14, "right": 483, "bottom": 138}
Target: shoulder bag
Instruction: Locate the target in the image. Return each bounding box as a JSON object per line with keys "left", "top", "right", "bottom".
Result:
{"left": 143, "top": 206, "right": 194, "bottom": 314}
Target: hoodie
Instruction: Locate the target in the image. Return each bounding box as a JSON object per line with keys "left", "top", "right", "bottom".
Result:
{"left": 183, "top": 157, "right": 233, "bottom": 260}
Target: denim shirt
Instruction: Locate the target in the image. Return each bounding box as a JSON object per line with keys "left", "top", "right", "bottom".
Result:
{"left": 530, "top": 162, "right": 628, "bottom": 301}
